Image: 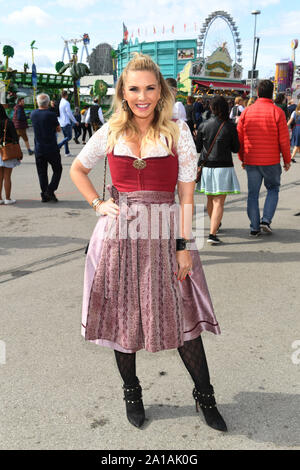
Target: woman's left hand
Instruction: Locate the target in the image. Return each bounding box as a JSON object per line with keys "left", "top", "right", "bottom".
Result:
{"left": 176, "top": 250, "right": 193, "bottom": 281}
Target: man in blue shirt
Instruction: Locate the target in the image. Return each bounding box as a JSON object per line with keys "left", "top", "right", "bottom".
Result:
{"left": 58, "top": 90, "right": 79, "bottom": 157}
{"left": 31, "top": 94, "right": 63, "bottom": 202}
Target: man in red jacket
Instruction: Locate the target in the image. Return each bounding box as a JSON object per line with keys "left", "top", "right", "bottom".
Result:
{"left": 237, "top": 80, "right": 291, "bottom": 236}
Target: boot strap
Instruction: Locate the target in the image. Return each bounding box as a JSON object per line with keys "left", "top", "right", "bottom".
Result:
{"left": 193, "top": 387, "right": 216, "bottom": 409}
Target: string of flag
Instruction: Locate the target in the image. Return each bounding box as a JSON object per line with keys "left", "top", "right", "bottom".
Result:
{"left": 123, "top": 22, "right": 200, "bottom": 42}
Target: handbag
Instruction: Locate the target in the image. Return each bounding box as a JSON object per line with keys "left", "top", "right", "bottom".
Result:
{"left": 0, "top": 120, "right": 23, "bottom": 161}
{"left": 195, "top": 121, "right": 225, "bottom": 183}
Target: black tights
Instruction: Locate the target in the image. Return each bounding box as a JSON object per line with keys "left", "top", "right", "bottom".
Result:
{"left": 114, "top": 336, "right": 211, "bottom": 390}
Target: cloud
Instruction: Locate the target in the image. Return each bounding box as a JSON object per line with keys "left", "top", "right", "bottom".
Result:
{"left": 54, "top": 0, "right": 98, "bottom": 8}
{"left": 261, "top": 10, "right": 300, "bottom": 37}
{"left": 3, "top": 6, "right": 52, "bottom": 27}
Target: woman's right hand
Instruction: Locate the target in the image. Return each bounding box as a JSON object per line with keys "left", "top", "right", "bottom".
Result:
{"left": 96, "top": 197, "right": 120, "bottom": 217}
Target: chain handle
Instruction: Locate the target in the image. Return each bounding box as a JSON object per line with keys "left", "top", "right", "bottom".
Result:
{"left": 102, "top": 156, "right": 107, "bottom": 201}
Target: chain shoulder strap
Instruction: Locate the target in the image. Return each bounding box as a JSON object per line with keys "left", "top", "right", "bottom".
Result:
{"left": 102, "top": 156, "right": 107, "bottom": 201}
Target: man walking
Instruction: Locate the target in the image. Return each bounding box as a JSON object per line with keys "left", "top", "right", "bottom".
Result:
{"left": 58, "top": 90, "right": 79, "bottom": 157}
{"left": 31, "top": 94, "right": 63, "bottom": 202}
{"left": 86, "top": 98, "right": 104, "bottom": 132}
{"left": 237, "top": 80, "right": 291, "bottom": 236}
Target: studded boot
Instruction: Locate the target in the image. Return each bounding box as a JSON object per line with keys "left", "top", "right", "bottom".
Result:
{"left": 123, "top": 380, "right": 145, "bottom": 428}
{"left": 193, "top": 385, "right": 227, "bottom": 432}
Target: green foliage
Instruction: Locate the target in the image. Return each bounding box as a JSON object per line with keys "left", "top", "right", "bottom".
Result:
{"left": 3, "top": 45, "right": 14, "bottom": 58}
{"left": 111, "top": 50, "right": 118, "bottom": 59}
{"left": 94, "top": 79, "right": 108, "bottom": 98}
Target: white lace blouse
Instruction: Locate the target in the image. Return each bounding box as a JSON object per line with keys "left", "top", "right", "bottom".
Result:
{"left": 76, "top": 119, "right": 198, "bottom": 183}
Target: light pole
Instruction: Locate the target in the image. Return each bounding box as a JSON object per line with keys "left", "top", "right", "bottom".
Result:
{"left": 250, "top": 10, "right": 261, "bottom": 97}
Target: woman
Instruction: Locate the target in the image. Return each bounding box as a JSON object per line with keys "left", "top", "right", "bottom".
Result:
{"left": 70, "top": 53, "right": 227, "bottom": 432}
{"left": 196, "top": 96, "right": 240, "bottom": 244}
{"left": 247, "top": 97, "right": 256, "bottom": 107}
{"left": 12, "top": 97, "right": 34, "bottom": 155}
{"left": 287, "top": 101, "right": 300, "bottom": 163}
{"left": 274, "top": 93, "right": 288, "bottom": 120}
{"left": 229, "top": 96, "right": 244, "bottom": 125}
{"left": 0, "top": 104, "right": 21, "bottom": 204}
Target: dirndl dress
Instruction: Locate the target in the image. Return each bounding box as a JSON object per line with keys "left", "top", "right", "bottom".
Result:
{"left": 80, "top": 148, "right": 220, "bottom": 353}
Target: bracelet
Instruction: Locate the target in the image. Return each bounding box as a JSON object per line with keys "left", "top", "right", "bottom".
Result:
{"left": 176, "top": 238, "right": 191, "bottom": 251}
{"left": 91, "top": 197, "right": 103, "bottom": 208}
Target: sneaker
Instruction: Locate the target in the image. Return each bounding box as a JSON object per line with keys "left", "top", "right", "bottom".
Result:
{"left": 28, "top": 149, "right": 34, "bottom": 156}
{"left": 250, "top": 230, "right": 261, "bottom": 237}
{"left": 207, "top": 234, "right": 221, "bottom": 244}
{"left": 291, "top": 158, "right": 297, "bottom": 163}
{"left": 82, "top": 142, "right": 86, "bottom": 145}
{"left": 260, "top": 222, "right": 272, "bottom": 233}
{"left": 4, "top": 199, "right": 16, "bottom": 205}
{"left": 65, "top": 153, "right": 73, "bottom": 157}
{"left": 0, "top": 200, "right": 4, "bottom": 205}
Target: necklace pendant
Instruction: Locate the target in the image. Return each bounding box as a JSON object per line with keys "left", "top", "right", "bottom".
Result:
{"left": 133, "top": 158, "right": 147, "bottom": 170}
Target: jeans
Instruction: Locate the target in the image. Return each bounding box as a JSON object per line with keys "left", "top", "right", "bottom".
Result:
{"left": 245, "top": 164, "right": 282, "bottom": 231}
{"left": 35, "top": 151, "right": 63, "bottom": 195}
{"left": 58, "top": 124, "right": 72, "bottom": 154}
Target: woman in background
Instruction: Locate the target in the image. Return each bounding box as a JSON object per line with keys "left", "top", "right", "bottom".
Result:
{"left": 0, "top": 104, "right": 21, "bottom": 204}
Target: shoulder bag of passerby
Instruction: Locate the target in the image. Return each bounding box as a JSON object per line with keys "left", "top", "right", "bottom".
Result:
{"left": 0, "top": 120, "right": 23, "bottom": 161}
{"left": 195, "top": 121, "right": 225, "bottom": 183}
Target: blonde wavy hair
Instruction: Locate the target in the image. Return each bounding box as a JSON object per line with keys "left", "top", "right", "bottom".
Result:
{"left": 107, "top": 53, "right": 179, "bottom": 154}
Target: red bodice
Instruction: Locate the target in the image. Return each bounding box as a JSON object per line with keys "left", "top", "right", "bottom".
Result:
{"left": 107, "top": 149, "right": 179, "bottom": 192}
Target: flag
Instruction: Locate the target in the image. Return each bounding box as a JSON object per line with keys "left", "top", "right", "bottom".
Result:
{"left": 31, "top": 63, "right": 37, "bottom": 88}
{"left": 171, "top": 25, "right": 174, "bottom": 33}
{"left": 184, "top": 24, "right": 186, "bottom": 32}
{"left": 153, "top": 26, "right": 156, "bottom": 34}
{"left": 138, "top": 28, "right": 140, "bottom": 36}
{"left": 123, "top": 22, "right": 129, "bottom": 44}
{"left": 162, "top": 25, "right": 165, "bottom": 34}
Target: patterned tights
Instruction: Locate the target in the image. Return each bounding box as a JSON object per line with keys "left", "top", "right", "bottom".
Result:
{"left": 114, "top": 336, "right": 211, "bottom": 391}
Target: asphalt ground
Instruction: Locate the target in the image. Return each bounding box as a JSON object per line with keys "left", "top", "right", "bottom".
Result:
{"left": 0, "top": 129, "right": 299, "bottom": 450}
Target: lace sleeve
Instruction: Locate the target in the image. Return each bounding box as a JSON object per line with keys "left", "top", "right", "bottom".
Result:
{"left": 176, "top": 120, "right": 198, "bottom": 182}
{"left": 76, "top": 122, "right": 109, "bottom": 169}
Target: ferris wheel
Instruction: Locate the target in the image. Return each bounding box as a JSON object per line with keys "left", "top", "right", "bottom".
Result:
{"left": 197, "top": 11, "right": 242, "bottom": 65}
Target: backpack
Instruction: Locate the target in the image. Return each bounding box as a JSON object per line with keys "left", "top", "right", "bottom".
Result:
{"left": 231, "top": 105, "right": 241, "bottom": 124}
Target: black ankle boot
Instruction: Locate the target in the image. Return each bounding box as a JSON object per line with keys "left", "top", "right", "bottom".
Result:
{"left": 123, "top": 381, "right": 145, "bottom": 428}
{"left": 193, "top": 385, "right": 227, "bottom": 432}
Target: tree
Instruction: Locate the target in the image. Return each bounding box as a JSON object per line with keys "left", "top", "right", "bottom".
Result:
{"left": 2, "top": 45, "right": 14, "bottom": 70}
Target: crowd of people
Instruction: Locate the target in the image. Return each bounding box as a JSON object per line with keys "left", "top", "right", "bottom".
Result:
{"left": 0, "top": 93, "right": 103, "bottom": 204}
{"left": 0, "top": 78, "right": 295, "bottom": 240}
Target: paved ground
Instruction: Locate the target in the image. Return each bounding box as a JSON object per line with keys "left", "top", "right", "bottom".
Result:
{"left": 0, "top": 129, "right": 299, "bottom": 450}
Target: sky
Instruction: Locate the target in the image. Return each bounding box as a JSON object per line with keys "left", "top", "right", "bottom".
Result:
{"left": 0, "top": 0, "right": 299, "bottom": 80}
